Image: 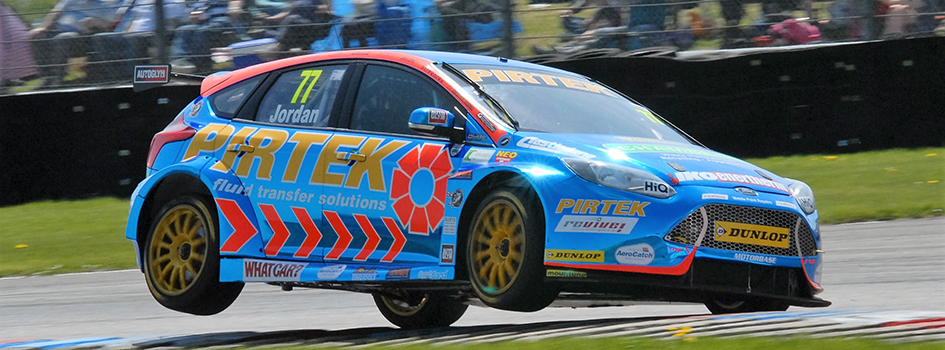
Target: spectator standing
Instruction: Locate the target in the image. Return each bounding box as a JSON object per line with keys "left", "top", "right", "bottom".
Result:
{"left": 171, "top": 0, "right": 246, "bottom": 72}
{"left": 0, "top": 1, "right": 40, "bottom": 90}
{"left": 258, "top": 0, "right": 334, "bottom": 54}
{"left": 28, "top": 0, "right": 124, "bottom": 84}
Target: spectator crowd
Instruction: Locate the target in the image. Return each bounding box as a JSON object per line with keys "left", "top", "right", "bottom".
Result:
{"left": 1, "top": 0, "right": 942, "bottom": 93}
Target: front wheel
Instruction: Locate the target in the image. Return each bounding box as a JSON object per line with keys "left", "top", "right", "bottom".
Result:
{"left": 466, "top": 189, "right": 556, "bottom": 312}
{"left": 373, "top": 292, "right": 468, "bottom": 329}
{"left": 704, "top": 298, "right": 789, "bottom": 314}
{"left": 143, "top": 195, "right": 243, "bottom": 315}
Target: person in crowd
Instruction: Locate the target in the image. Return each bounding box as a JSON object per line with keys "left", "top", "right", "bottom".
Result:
{"left": 340, "top": 0, "right": 376, "bottom": 48}
{"left": 90, "top": 0, "right": 187, "bottom": 81}
{"left": 0, "top": 2, "right": 41, "bottom": 91}
{"left": 257, "top": 0, "right": 334, "bottom": 54}
{"left": 28, "top": 0, "right": 125, "bottom": 84}
{"left": 170, "top": 0, "right": 247, "bottom": 72}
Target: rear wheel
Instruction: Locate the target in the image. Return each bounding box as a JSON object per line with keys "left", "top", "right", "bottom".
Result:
{"left": 704, "top": 298, "right": 789, "bottom": 314}
{"left": 143, "top": 195, "right": 243, "bottom": 315}
{"left": 466, "top": 189, "right": 556, "bottom": 311}
{"left": 373, "top": 292, "right": 468, "bottom": 329}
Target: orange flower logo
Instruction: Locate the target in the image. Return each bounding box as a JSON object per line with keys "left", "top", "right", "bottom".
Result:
{"left": 391, "top": 144, "right": 454, "bottom": 235}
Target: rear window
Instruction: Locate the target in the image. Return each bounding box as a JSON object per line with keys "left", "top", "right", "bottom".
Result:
{"left": 209, "top": 75, "right": 265, "bottom": 118}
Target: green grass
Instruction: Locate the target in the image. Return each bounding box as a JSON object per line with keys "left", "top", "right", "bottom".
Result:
{"left": 6, "top": 0, "right": 61, "bottom": 23}
{"left": 0, "top": 148, "right": 942, "bottom": 278}
{"left": 747, "top": 147, "right": 945, "bottom": 224}
{"left": 0, "top": 197, "right": 135, "bottom": 277}
{"left": 267, "top": 335, "right": 945, "bottom": 350}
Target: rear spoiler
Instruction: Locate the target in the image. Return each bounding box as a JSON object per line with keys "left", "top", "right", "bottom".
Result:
{"left": 133, "top": 65, "right": 205, "bottom": 92}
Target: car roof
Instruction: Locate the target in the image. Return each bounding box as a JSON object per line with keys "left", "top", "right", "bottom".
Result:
{"left": 201, "top": 50, "right": 574, "bottom": 96}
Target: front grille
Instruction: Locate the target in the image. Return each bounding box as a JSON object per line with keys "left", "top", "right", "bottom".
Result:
{"left": 664, "top": 204, "right": 817, "bottom": 257}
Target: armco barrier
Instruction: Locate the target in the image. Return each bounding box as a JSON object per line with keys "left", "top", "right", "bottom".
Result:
{"left": 0, "top": 85, "right": 199, "bottom": 207}
{"left": 1, "top": 38, "right": 942, "bottom": 206}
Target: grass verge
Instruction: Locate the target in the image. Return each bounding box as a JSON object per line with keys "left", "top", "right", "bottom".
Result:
{"left": 0, "top": 148, "right": 942, "bottom": 277}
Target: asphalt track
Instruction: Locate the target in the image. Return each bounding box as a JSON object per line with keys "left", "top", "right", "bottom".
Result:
{"left": 1, "top": 217, "right": 943, "bottom": 345}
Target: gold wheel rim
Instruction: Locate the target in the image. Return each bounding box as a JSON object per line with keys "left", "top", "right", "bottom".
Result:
{"left": 148, "top": 204, "right": 209, "bottom": 296}
{"left": 382, "top": 295, "right": 429, "bottom": 317}
{"left": 469, "top": 200, "right": 524, "bottom": 295}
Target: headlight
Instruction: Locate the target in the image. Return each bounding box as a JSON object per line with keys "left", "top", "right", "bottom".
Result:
{"left": 562, "top": 158, "right": 675, "bottom": 199}
{"left": 787, "top": 179, "right": 816, "bottom": 214}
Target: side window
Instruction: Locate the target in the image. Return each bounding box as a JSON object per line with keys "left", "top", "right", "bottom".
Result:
{"left": 210, "top": 75, "right": 264, "bottom": 118}
{"left": 255, "top": 65, "right": 348, "bottom": 127}
{"left": 350, "top": 65, "right": 464, "bottom": 136}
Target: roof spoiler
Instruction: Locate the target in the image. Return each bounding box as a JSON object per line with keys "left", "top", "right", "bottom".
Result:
{"left": 133, "top": 65, "right": 205, "bottom": 92}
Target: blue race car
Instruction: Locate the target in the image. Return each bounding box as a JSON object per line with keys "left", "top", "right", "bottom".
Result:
{"left": 127, "top": 50, "right": 828, "bottom": 328}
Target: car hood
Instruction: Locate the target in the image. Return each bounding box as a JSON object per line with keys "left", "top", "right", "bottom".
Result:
{"left": 512, "top": 132, "right": 793, "bottom": 195}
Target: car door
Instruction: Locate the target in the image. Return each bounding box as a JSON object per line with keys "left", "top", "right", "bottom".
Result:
{"left": 218, "top": 63, "right": 351, "bottom": 262}
{"left": 317, "top": 62, "right": 469, "bottom": 265}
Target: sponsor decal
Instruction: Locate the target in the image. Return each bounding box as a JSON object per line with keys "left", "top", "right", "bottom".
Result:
{"left": 555, "top": 199, "right": 648, "bottom": 217}
{"left": 243, "top": 259, "right": 306, "bottom": 281}
{"left": 670, "top": 171, "right": 790, "bottom": 192}
{"left": 462, "top": 69, "right": 617, "bottom": 97}
{"left": 494, "top": 151, "right": 517, "bottom": 163}
{"left": 546, "top": 269, "right": 588, "bottom": 278}
{"left": 213, "top": 178, "right": 248, "bottom": 195}
{"left": 269, "top": 104, "right": 321, "bottom": 124}
{"left": 330, "top": 69, "right": 345, "bottom": 80}
{"left": 643, "top": 181, "right": 672, "bottom": 196}
{"left": 446, "top": 188, "right": 463, "bottom": 208}
{"left": 386, "top": 268, "right": 411, "bottom": 280}
{"left": 352, "top": 267, "right": 378, "bottom": 281}
{"left": 702, "top": 193, "right": 729, "bottom": 200}
{"left": 468, "top": 133, "right": 488, "bottom": 142}
{"left": 428, "top": 109, "right": 449, "bottom": 126}
{"left": 733, "top": 253, "right": 777, "bottom": 264}
{"left": 416, "top": 268, "right": 450, "bottom": 279}
{"left": 441, "top": 244, "right": 455, "bottom": 264}
{"left": 554, "top": 215, "right": 638, "bottom": 234}
{"left": 517, "top": 137, "right": 595, "bottom": 159}
{"left": 734, "top": 187, "right": 758, "bottom": 196}
{"left": 316, "top": 264, "right": 346, "bottom": 280}
{"left": 443, "top": 217, "right": 457, "bottom": 235}
{"left": 545, "top": 249, "right": 604, "bottom": 263}
{"left": 731, "top": 196, "right": 773, "bottom": 205}
{"left": 462, "top": 149, "right": 495, "bottom": 164}
{"left": 776, "top": 200, "right": 797, "bottom": 209}
{"left": 715, "top": 221, "right": 790, "bottom": 249}
{"left": 614, "top": 243, "right": 655, "bottom": 265}
{"left": 479, "top": 113, "right": 496, "bottom": 132}
{"left": 134, "top": 65, "right": 169, "bottom": 83}
{"left": 604, "top": 144, "right": 733, "bottom": 159}
{"left": 450, "top": 170, "right": 473, "bottom": 180}
{"left": 391, "top": 144, "right": 453, "bottom": 235}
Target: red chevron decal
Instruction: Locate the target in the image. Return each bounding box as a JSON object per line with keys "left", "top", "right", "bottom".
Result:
{"left": 381, "top": 217, "right": 406, "bottom": 262}
{"left": 217, "top": 199, "right": 258, "bottom": 253}
{"left": 292, "top": 207, "right": 322, "bottom": 258}
{"left": 353, "top": 214, "right": 381, "bottom": 261}
{"left": 260, "top": 204, "right": 290, "bottom": 256}
{"left": 324, "top": 211, "right": 352, "bottom": 260}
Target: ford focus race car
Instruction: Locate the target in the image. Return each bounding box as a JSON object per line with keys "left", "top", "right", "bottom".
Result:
{"left": 126, "top": 50, "right": 828, "bottom": 328}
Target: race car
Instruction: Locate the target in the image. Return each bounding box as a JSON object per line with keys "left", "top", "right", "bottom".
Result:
{"left": 126, "top": 50, "right": 828, "bottom": 329}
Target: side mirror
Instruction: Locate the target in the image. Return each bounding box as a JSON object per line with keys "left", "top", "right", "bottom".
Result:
{"left": 409, "top": 107, "right": 464, "bottom": 143}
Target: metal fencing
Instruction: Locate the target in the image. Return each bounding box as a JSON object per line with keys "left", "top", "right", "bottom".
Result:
{"left": 1, "top": 0, "right": 943, "bottom": 95}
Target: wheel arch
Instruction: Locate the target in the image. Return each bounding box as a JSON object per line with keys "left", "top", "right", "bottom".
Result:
{"left": 454, "top": 169, "right": 546, "bottom": 280}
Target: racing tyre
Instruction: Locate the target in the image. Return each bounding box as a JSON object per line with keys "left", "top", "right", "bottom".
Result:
{"left": 143, "top": 195, "right": 243, "bottom": 315}
{"left": 373, "top": 292, "right": 468, "bottom": 329}
{"left": 466, "top": 189, "right": 557, "bottom": 312}
{"left": 704, "top": 299, "right": 789, "bottom": 314}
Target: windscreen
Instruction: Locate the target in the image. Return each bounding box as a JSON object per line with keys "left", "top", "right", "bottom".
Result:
{"left": 455, "top": 64, "right": 693, "bottom": 143}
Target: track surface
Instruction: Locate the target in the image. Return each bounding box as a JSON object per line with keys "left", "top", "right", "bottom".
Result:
{"left": 2, "top": 217, "right": 943, "bottom": 343}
